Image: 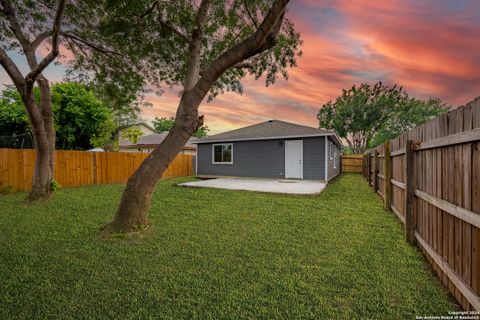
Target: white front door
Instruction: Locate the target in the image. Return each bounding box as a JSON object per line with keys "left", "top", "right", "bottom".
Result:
{"left": 285, "top": 140, "right": 303, "bottom": 179}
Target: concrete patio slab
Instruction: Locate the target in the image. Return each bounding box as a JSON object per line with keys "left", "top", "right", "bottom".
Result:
{"left": 179, "top": 178, "right": 326, "bottom": 195}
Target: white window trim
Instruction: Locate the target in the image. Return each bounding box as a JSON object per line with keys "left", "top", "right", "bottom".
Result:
{"left": 329, "top": 141, "right": 333, "bottom": 160}
{"left": 333, "top": 149, "right": 337, "bottom": 169}
{"left": 212, "top": 143, "right": 233, "bottom": 164}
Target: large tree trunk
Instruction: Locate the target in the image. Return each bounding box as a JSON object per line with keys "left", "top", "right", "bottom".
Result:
{"left": 28, "top": 129, "right": 54, "bottom": 201}
{"left": 102, "top": 97, "right": 201, "bottom": 234}
{"left": 38, "top": 78, "right": 56, "bottom": 188}
{"left": 23, "top": 80, "right": 56, "bottom": 202}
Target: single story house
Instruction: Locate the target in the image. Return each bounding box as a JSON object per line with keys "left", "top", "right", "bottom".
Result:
{"left": 119, "top": 132, "right": 198, "bottom": 155}
{"left": 194, "top": 120, "right": 342, "bottom": 181}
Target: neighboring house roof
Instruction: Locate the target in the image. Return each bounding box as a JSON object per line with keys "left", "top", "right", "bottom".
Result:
{"left": 119, "top": 122, "right": 158, "bottom": 134}
{"left": 194, "top": 120, "right": 343, "bottom": 147}
{"left": 119, "top": 132, "right": 198, "bottom": 150}
{"left": 133, "top": 122, "right": 158, "bottom": 133}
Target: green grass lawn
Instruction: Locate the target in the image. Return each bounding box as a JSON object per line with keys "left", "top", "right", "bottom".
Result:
{"left": 0, "top": 174, "right": 457, "bottom": 319}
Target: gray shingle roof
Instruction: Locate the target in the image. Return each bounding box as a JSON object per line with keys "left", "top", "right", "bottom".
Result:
{"left": 195, "top": 120, "right": 341, "bottom": 146}
{"left": 119, "top": 132, "right": 198, "bottom": 149}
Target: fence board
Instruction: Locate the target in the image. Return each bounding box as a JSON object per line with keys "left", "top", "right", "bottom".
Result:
{"left": 363, "top": 97, "right": 480, "bottom": 311}
{"left": 0, "top": 149, "right": 193, "bottom": 192}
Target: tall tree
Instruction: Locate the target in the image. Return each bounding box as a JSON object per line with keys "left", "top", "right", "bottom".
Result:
{"left": 0, "top": 0, "right": 68, "bottom": 200}
{"left": 317, "top": 82, "right": 448, "bottom": 153}
{"left": 0, "top": 0, "right": 145, "bottom": 200}
{"left": 153, "top": 116, "right": 209, "bottom": 138}
{"left": 100, "top": 0, "right": 301, "bottom": 234}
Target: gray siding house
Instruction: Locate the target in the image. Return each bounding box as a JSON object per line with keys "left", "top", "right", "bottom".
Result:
{"left": 195, "top": 120, "right": 342, "bottom": 181}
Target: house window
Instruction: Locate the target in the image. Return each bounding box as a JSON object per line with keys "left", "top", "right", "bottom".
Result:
{"left": 212, "top": 143, "right": 233, "bottom": 164}
{"left": 329, "top": 142, "right": 333, "bottom": 160}
{"left": 333, "top": 149, "right": 337, "bottom": 169}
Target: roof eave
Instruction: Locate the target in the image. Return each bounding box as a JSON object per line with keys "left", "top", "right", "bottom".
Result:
{"left": 193, "top": 132, "right": 342, "bottom": 145}
{"left": 119, "top": 144, "right": 196, "bottom": 150}
{"left": 326, "top": 134, "right": 344, "bottom": 149}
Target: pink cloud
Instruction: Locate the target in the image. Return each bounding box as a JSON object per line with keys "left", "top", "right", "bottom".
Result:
{"left": 2, "top": 0, "right": 479, "bottom": 134}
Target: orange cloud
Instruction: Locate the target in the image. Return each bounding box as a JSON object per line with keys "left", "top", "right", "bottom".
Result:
{"left": 2, "top": 0, "right": 479, "bottom": 134}
{"left": 335, "top": 0, "right": 480, "bottom": 101}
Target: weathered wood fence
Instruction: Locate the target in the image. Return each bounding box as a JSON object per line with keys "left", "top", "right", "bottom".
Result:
{"left": 341, "top": 154, "right": 363, "bottom": 173}
{"left": 363, "top": 97, "right": 480, "bottom": 311}
{"left": 0, "top": 149, "right": 193, "bottom": 192}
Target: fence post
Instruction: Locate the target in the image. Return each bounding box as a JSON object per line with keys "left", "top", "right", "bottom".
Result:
{"left": 362, "top": 155, "right": 366, "bottom": 176}
{"left": 367, "top": 153, "right": 371, "bottom": 185}
{"left": 373, "top": 151, "right": 378, "bottom": 192}
{"left": 340, "top": 154, "right": 343, "bottom": 174}
{"left": 364, "top": 154, "right": 368, "bottom": 177}
{"left": 365, "top": 152, "right": 370, "bottom": 185}
{"left": 383, "top": 141, "right": 391, "bottom": 211}
{"left": 405, "top": 139, "right": 416, "bottom": 245}
{"left": 92, "top": 152, "right": 97, "bottom": 185}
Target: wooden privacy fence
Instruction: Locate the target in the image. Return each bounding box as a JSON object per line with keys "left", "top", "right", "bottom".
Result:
{"left": 0, "top": 149, "right": 193, "bottom": 192}
{"left": 363, "top": 97, "right": 480, "bottom": 311}
{"left": 341, "top": 154, "right": 363, "bottom": 173}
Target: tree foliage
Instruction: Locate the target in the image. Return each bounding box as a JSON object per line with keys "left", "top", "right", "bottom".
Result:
{"left": 0, "top": 86, "right": 29, "bottom": 136}
{"left": 73, "top": 0, "right": 302, "bottom": 101}
{"left": 0, "top": 83, "right": 115, "bottom": 150}
{"left": 317, "top": 82, "right": 449, "bottom": 153}
{"left": 52, "top": 83, "right": 115, "bottom": 149}
{"left": 153, "top": 116, "right": 209, "bottom": 138}
{"left": 369, "top": 97, "right": 449, "bottom": 147}
{"left": 119, "top": 127, "right": 143, "bottom": 144}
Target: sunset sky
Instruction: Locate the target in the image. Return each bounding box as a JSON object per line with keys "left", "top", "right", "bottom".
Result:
{"left": 1, "top": 0, "right": 479, "bottom": 133}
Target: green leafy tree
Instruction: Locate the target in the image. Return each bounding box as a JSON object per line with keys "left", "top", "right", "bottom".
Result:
{"left": 0, "top": 86, "right": 29, "bottom": 136}
{"left": 121, "top": 127, "right": 143, "bottom": 144}
{"left": 52, "top": 83, "right": 115, "bottom": 150}
{"left": 193, "top": 125, "right": 210, "bottom": 138}
{"left": 153, "top": 116, "right": 209, "bottom": 138}
{"left": 369, "top": 97, "right": 449, "bottom": 147}
{"left": 317, "top": 82, "right": 449, "bottom": 154}
{"left": 152, "top": 117, "right": 175, "bottom": 133}
{"left": 0, "top": 83, "right": 115, "bottom": 150}
{"left": 99, "top": 0, "right": 302, "bottom": 234}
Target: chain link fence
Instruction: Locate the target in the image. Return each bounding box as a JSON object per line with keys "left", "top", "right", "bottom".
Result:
{"left": 0, "top": 133, "right": 34, "bottom": 149}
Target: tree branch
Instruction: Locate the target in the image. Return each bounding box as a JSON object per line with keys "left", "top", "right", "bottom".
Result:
{"left": 25, "top": 0, "right": 67, "bottom": 84}
{"left": 0, "top": 47, "right": 25, "bottom": 87}
{"left": 68, "top": 37, "right": 97, "bottom": 70}
{"left": 137, "top": 1, "right": 159, "bottom": 20}
{"left": 244, "top": 0, "right": 258, "bottom": 28}
{"left": 32, "top": 30, "right": 53, "bottom": 50}
{"left": 183, "top": 0, "right": 210, "bottom": 91}
{"left": 157, "top": 17, "right": 191, "bottom": 43}
{"left": 199, "top": 61, "right": 254, "bottom": 76}
{"left": 0, "top": 0, "right": 36, "bottom": 66}
{"left": 195, "top": 0, "right": 288, "bottom": 94}
{"left": 138, "top": 0, "right": 191, "bottom": 43}
{"left": 234, "top": 62, "right": 254, "bottom": 70}
{"left": 61, "top": 31, "right": 121, "bottom": 57}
